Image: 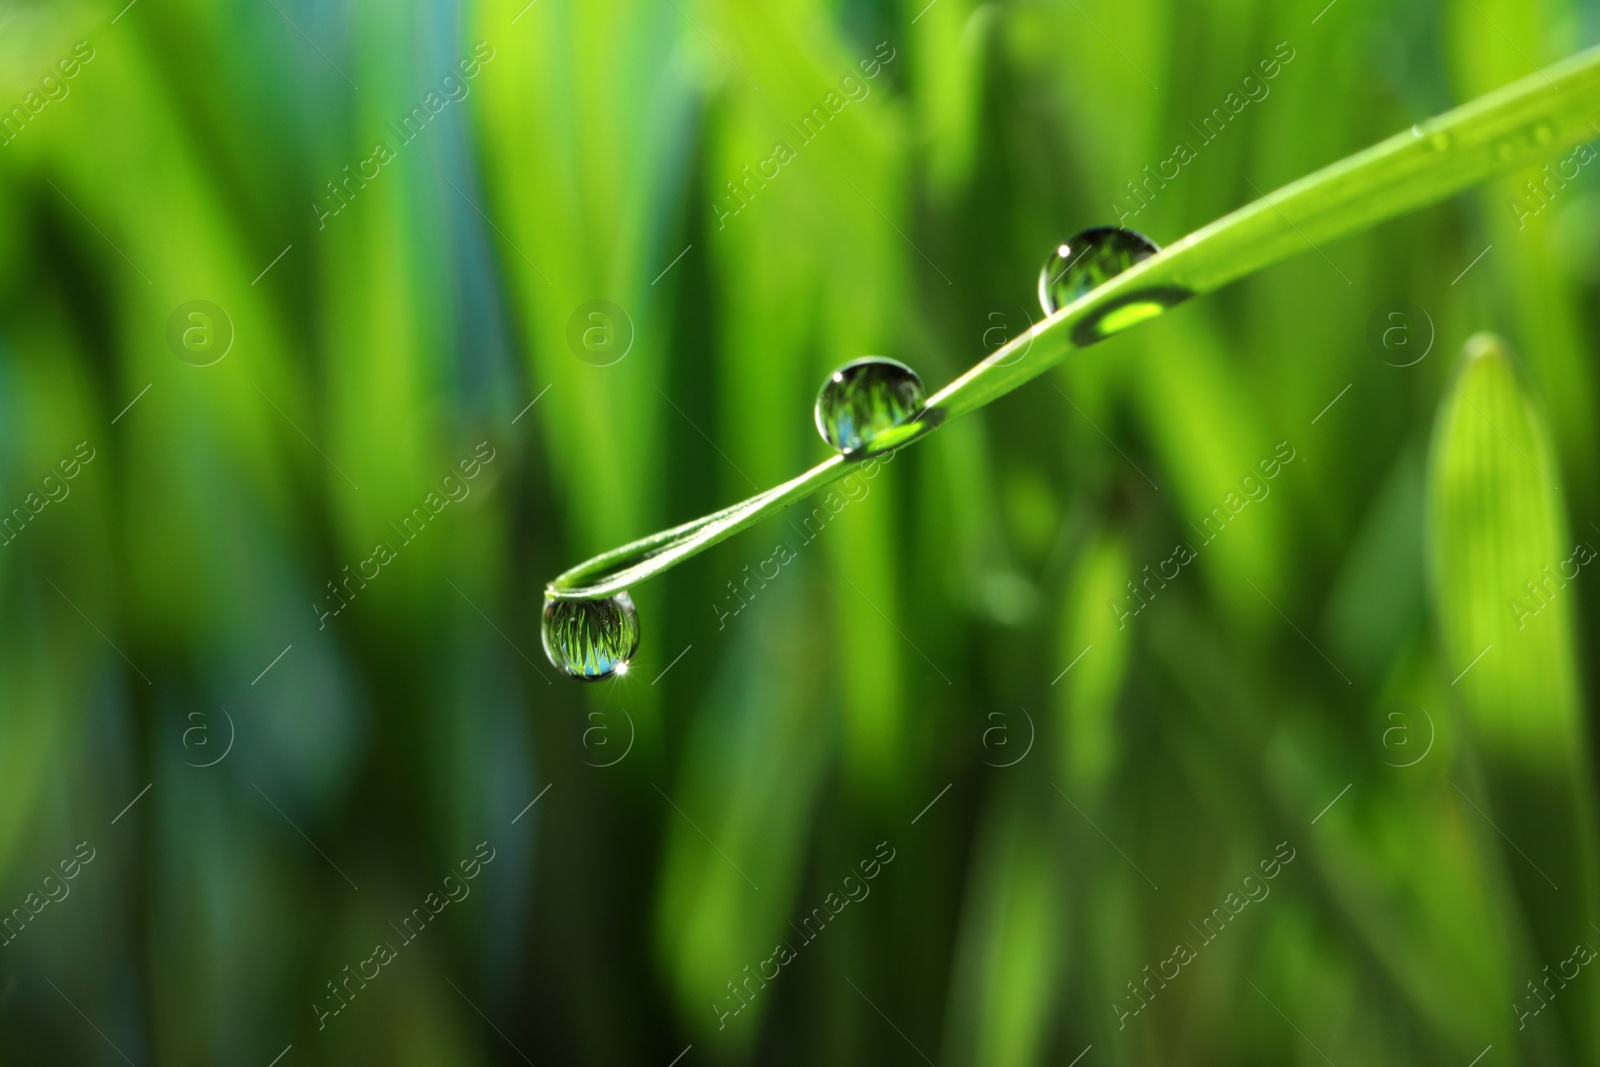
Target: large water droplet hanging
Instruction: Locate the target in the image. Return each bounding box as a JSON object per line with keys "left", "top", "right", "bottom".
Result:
{"left": 814, "top": 356, "right": 927, "bottom": 456}
{"left": 1038, "top": 227, "right": 1161, "bottom": 315}
{"left": 541, "top": 591, "right": 641, "bottom": 681}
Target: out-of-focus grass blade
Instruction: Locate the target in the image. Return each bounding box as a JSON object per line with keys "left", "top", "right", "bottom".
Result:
{"left": 1323, "top": 449, "right": 1427, "bottom": 686}
{"left": 1025, "top": 0, "right": 1169, "bottom": 209}
{"left": 1430, "top": 335, "right": 1583, "bottom": 762}
{"left": 911, "top": 0, "right": 993, "bottom": 201}
{"left": 1263, "top": 668, "right": 1521, "bottom": 1059}
{"left": 1056, "top": 531, "right": 1130, "bottom": 793}
{"left": 475, "top": 0, "right": 692, "bottom": 552}
{"left": 1129, "top": 313, "right": 1287, "bottom": 622}
{"left": 942, "top": 787, "right": 1063, "bottom": 1067}
{"left": 1428, "top": 332, "right": 1600, "bottom": 1062}
{"left": 706, "top": 0, "right": 916, "bottom": 793}
{"left": 654, "top": 580, "right": 832, "bottom": 1050}
{"left": 1449, "top": 0, "right": 1600, "bottom": 509}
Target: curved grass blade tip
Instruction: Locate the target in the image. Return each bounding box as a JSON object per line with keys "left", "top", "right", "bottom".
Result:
{"left": 548, "top": 44, "right": 1600, "bottom": 601}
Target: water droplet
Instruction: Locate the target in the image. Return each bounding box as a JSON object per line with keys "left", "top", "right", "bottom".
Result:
{"left": 541, "top": 591, "right": 640, "bottom": 680}
{"left": 1038, "top": 227, "right": 1161, "bottom": 316}
{"left": 1534, "top": 121, "right": 1556, "bottom": 144}
{"left": 1495, "top": 139, "right": 1516, "bottom": 161}
{"left": 814, "top": 357, "right": 926, "bottom": 456}
{"left": 1429, "top": 131, "right": 1451, "bottom": 152}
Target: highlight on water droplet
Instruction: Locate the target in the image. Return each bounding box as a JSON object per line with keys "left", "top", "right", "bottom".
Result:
{"left": 1038, "top": 227, "right": 1161, "bottom": 316}
{"left": 541, "top": 591, "right": 641, "bottom": 681}
{"left": 814, "top": 356, "right": 927, "bottom": 456}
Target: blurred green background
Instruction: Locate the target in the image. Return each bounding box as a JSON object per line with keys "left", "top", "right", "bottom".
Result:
{"left": 2, "top": 0, "right": 1600, "bottom": 1062}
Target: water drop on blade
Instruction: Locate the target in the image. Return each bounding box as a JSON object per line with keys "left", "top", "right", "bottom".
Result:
{"left": 541, "top": 591, "right": 641, "bottom": 681}
{"left": 814, "top": 356, "right": 927, "bottom": 456}
{"left": 1038, "top": 227, "right": 1161, "bottom": 315}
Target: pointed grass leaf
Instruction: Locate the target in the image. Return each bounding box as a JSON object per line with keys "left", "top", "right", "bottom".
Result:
{"left": 1427, "top": 332, "right": 1600, "bottom": 1061}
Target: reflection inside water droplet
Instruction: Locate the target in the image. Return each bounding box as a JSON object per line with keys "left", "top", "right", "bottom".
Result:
{"left": 541, "top": 591, "right": 641, "bottom": 680}
{"left": 1038, "top": 227, "right": 1161, "bottom": 315}
{"left": 1096, "top": 300, "right": 1169, "bottom": 335}
{"left": 814, "top": 356, "right": 927, "bottom": 456}
{"left": 1070, "top": 287, "right": 1194, "bottom": 346}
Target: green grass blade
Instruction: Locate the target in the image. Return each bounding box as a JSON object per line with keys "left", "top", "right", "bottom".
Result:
{"left": 1450, "top": 0, "right": 1600, "bottom": 508}
{"left": 550, "top": 44, "right": 1600, "bottom": 600}
{"left": 1056, "top": 531, "right": 1131, "bottom": 792}
{"left": 1427, "top": 332, "right": 1600, "bottom": 1062}
{"left": 942, "top": 791, "right": 1063, "bottom": 1067}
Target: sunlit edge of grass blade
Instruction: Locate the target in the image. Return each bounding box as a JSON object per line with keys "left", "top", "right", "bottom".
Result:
{"left": 547, "top": 454, "right": 853, "bottom": 597}
{"left": 547, "top": 43, "right": 1600, "bottom": 601}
